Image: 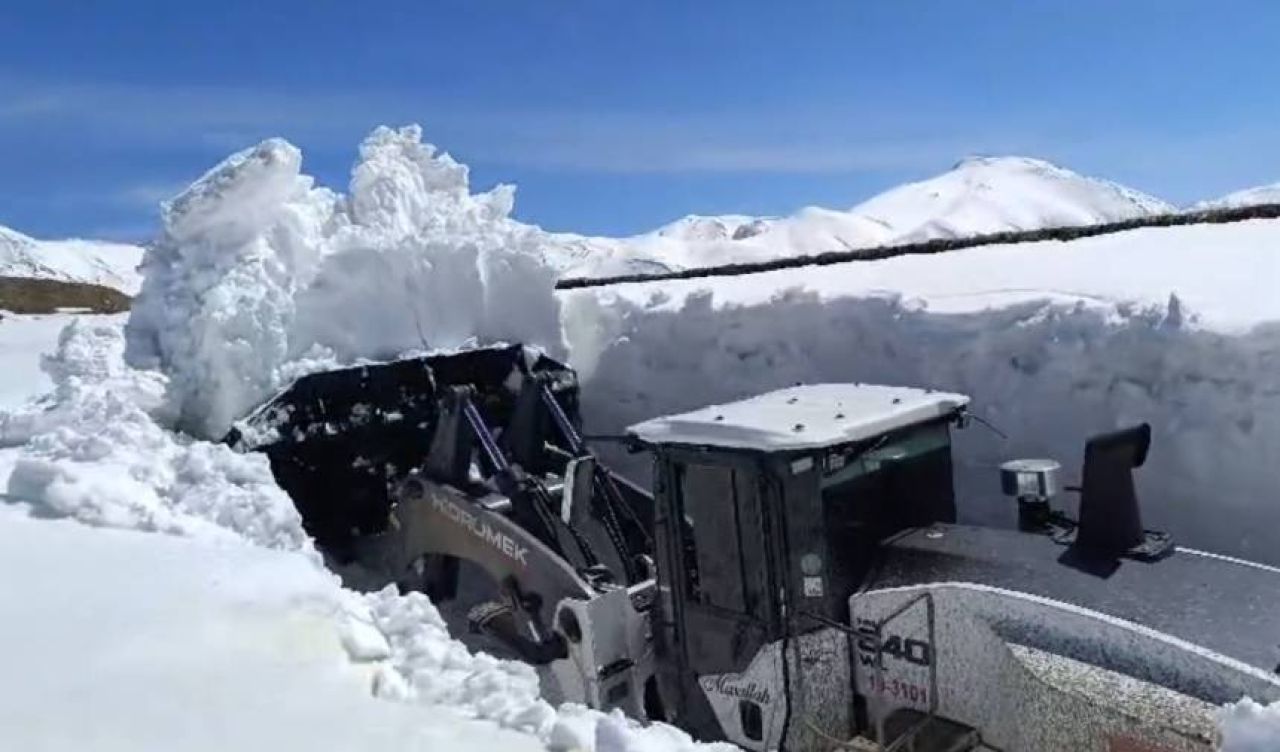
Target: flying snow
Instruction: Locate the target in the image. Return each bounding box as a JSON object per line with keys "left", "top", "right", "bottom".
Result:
{"left": 125, "top": 125, "right": 564, "bottom": 439}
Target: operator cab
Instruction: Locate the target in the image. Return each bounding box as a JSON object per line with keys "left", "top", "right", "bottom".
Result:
{"left": 626, "top": 384, "right": 969, "bottom": 734}
{"left": 629, "top": 383, "right": 969, "bottom": 621}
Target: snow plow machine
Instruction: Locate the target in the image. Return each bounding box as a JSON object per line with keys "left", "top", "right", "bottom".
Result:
{"left": 228, "top": 344, "right": 1280, "bottom": 752}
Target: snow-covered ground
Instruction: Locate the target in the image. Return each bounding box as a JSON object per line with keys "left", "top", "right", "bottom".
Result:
{"left": 0, "top": 224, "right": 143, "bottom": 294}
{"left": 4, "top": 122, "right": 1280, "bottom": 749}
{"left": 0, "top": 505, "right": 550, "bottom": 752}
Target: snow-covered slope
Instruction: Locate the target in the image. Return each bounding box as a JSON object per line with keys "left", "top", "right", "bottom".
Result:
{"left": 0, "top": 224, "right": 144, "bottom": 294}
{"left": 1195, "top": 183, "right": 1280, "bottom": 211}
{"left": 851, "top": 156, "right": 1173, "bottom": 242}
{"left": 555, "top": 156, "right": 1174, "bottom": 276}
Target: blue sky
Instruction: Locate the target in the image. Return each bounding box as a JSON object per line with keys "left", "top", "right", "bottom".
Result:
{"left": 3, "top": 1, "right": 1280, "bottom": 241}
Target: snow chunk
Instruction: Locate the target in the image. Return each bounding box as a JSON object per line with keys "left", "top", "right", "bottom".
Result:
{"left": 1220, "top": 698, "right": 1280, "bottom": 751}
{"left": 6, "top": 320, "right": 308, "bottom": 551}
{"left": 126, "top": 124, "right": 563, "bottom": 439}
{"left": 362, "top": 585, "right": 556, "bottom": 733}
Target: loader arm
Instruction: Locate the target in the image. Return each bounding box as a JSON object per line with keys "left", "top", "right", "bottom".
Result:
{"left": 386, "top": 472, "right": 597, "bottom": 657}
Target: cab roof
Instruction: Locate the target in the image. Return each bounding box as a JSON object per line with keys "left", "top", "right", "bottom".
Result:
{"left": 626, "top": 383, "right": 970, "bottom": 453}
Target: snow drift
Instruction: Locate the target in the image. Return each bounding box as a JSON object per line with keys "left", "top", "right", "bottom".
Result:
{"left": 125, "top": 125, "right": 564, "bottom": 439}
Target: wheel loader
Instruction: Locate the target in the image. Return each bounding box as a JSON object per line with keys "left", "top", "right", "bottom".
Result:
{"left": 228, "top": 344, "right": 1280, "bottom": 751}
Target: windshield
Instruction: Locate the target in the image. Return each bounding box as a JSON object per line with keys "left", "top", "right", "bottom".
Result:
{"left": 820, "top": 421, "right": 957, "bottom": 588}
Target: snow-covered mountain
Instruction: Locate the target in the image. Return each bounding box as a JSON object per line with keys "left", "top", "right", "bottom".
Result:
{"left": 850, "top": 155, "right": 1173, "bottom": 243}
{"left": 0, "top": 224, "right": 144, "bottom": 294}
{"left": 1194, "top": 182, "right": 1280, "bottom": 211}
{"left": 552, "top": 156, "right": 1176, "bottom": 276}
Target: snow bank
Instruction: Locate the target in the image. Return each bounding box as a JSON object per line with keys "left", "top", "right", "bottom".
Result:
{"left": 4, "top": 320, "right": 306, "bottom": 550}
{"left": 1220, "top": 699, "right": 1280, "bottom": 751}
{"left": 0, "top": 309, "right": 716, "bottom": 746}
{"left": 569, "top": 220, "right": 1280, "bottom": 563}
{"left": 126, "top": 125, "right": 563, "bottom": 439}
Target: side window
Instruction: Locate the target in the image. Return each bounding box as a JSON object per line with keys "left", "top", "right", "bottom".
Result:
{"left": 677, "top": 463, "right": 754, "bottom": 614}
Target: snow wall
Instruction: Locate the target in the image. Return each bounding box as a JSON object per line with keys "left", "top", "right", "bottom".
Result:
{"left": 567, "top": 286, "right": 1280, "bottom": 566}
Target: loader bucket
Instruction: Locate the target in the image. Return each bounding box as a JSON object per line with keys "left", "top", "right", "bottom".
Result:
{"left": 225, "top": 344, "right": 580, "bottom": 556}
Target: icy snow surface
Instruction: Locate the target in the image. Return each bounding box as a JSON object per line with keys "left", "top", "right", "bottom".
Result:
{"left": 0, "top": 224, "right": 143, "bottom": 293}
